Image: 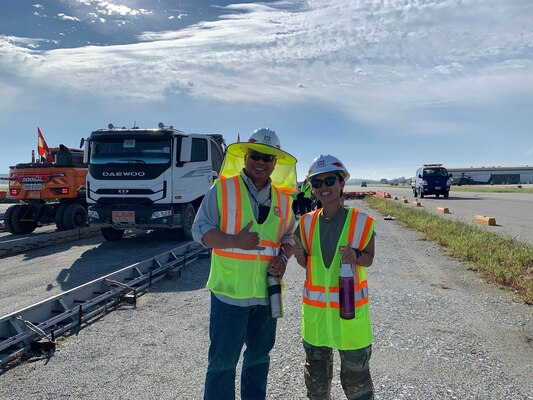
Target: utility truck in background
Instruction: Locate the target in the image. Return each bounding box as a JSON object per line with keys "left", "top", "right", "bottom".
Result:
{"left": 4, "top": 147, "right": 88, "bottom": 234}
{"left": 84, "top": 123, "right": 226, "bottom": 241}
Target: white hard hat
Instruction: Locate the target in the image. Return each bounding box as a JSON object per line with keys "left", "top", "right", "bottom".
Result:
{"left": 306, "top": 154, "right": 350, "bottom": 181}
{"left": 225, "top": 127, "right": 296, "bottom": 164}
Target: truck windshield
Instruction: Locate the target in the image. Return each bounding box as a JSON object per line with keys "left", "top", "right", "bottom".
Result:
{"left": 423, "top": 168, "right": 448, "bottom": 177}
{"left": 90, "top": 138, "right": 171, "bottom": 165}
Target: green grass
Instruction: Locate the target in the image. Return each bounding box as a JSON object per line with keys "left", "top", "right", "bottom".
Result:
{"left": 364, "top": 196, "right": 533, "bottom": 304}
{"left": 451, "top": 186, "right": 533, "bottom": 194}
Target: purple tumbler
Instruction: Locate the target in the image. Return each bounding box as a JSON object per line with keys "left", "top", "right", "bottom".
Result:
{"left": 339, "top": 263, "right": 355, "bottom": 319}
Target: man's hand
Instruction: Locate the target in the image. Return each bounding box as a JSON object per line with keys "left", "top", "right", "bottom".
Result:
{"left": 234, "top": 221, "right": 265, "bottom": 250}
{"left": 268, "top": 254, "right": 287, "bottom": 281}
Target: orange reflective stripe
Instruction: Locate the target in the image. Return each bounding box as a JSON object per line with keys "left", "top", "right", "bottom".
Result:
{"left": 300, "top": 214, "right": 310, "bottom": 254}
{"left": 302, "top": 297, "right": 327, "bottom": 308}
{"left": 213, "top": 249, "right": 275, "bottom": 262}
{"left": 347, "top": 209, "right": 358, "bottom": 243}
{"left": 356, "top": 297, "right": 368, "bottom": 307}
{"left": 233, "top": 176, "right": 242, "bottom": 232}
{"left": 261, "top": 240, "right": 280, "bottom": 248}
{"left": 306, "top": 210, "right": 320, "bottom": 287}
{"left": 304, "top": 280, "right": 326, "bottom": 291}
{"left": 327, "top": 299, "right": 367, "bottom": 308}
{"left": 221, "top": 178, "right": 228, "bottom": 232}
{"left": 308, "top": 210, "right": 319, "bottom": 254}
{"left": 304, "top": 280, "right": 367, "bottom": 293}
{"left": 358, "top": 215, "right": 373, "bottom": 249}
{"left": 355, "top": 280, "right": 368, "bottom": 290}
{"left": 284, "top": 193, "right": 291, "bottom": 231}
{"left": 274, "top": 187, "right": 283, "bottom": 242}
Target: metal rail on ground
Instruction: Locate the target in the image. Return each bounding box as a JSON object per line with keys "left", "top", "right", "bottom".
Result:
{"left": 0, "top": 241, "right": 206, "bottom": 367}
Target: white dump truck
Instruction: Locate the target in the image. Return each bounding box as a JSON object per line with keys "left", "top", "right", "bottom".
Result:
{"left": 84, "top": 123, "right": 225, "bottom": 241}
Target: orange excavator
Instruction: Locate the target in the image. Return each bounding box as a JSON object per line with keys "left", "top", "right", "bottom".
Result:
{"left": 4, "top": 145, "right": 88, "bottom": 234}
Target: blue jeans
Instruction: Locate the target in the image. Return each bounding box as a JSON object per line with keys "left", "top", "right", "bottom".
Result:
{"left": 204, "top": 293, "right": 277, "bottom": 400}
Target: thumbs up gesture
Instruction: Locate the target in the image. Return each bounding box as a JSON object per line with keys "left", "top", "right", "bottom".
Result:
{"left": 235, "top": 221, "right": 265, "bottom": 250}
{"left": 293, "top": 235, "right": 308, "bottom": 267}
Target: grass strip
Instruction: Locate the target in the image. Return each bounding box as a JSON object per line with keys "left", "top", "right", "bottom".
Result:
{"left": 364, "top": 196, "right": 533, "bottom": 304}
{"left": 451, "top": 186, "right": 533, "bottom": 194}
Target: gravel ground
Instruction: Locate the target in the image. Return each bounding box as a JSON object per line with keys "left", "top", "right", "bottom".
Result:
{"left": 1, "top": 200, "right": 532, "bottom": 399}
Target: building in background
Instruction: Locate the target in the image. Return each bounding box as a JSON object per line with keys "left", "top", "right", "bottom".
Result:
{"left": 447, "top": 166, "right": 533, "bottom": 185}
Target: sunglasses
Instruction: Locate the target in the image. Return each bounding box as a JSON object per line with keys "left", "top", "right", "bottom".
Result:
{"left": 248, "top": 152, "right": 275, "bottom": 163}
{"left": 310, "top": 176, "right": 339, "bottom": 189}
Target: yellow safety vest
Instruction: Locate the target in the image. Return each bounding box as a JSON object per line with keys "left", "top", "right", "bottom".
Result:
{"left": 208, "top": 175, "right": 293, "bottom": 299}
{"left": 299, "top": 208, "right": 375, "bottom": 350}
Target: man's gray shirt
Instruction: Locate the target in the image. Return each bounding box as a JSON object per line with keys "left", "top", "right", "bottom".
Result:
{"left": 192, "top": 170, "right": 296, "bottom": 306}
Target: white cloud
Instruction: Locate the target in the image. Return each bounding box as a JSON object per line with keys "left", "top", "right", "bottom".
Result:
{"left": 95, "top": 1, "right": 151, "bottom": 17}
{"left": 2, "top": 0, "right": 533, "bottom": 135}
{"left": 57, "top": 13, "right": 81, "bottom": 22}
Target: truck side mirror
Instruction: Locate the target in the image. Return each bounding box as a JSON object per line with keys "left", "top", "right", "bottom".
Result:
{"left": 418, "top": 174, "right": 422, "bottom": 178}
{"left": 178, "top": 136, "right": 192, "bottom": 166}
{"left": 83, "top": 140, "right": 90, "bottom": 164}
{"left": 79, "top": 138, "right": 85, "bottom": 148}
{"left": 449, "top": 173, "right": 453, "bottom": 177}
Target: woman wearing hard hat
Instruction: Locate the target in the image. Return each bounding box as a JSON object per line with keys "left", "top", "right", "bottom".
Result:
{"left": 293, "top": 154, "right": 376, "bottom": 400}
{"left": 192, "top": 128, "right": 297, "bottom": 400}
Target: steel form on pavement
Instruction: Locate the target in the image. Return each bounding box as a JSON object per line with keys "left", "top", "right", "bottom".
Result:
{"left": 0, "top": 241, "right": 205, "bottom": 366}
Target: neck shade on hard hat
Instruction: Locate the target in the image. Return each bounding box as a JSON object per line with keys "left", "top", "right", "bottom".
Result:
{"left": 220, "top": 128, "right": 298, "bottom": 193}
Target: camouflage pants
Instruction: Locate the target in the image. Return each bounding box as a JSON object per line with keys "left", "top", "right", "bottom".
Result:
{"left": 303, "top": 341, "right": 374, "bottom": 400}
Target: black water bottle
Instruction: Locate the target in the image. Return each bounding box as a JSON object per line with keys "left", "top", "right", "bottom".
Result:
{"left": 267, "top": 274, "right": 283, "bottom": 318}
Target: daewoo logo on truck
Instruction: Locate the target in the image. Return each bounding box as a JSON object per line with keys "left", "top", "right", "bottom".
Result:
{"left": 102, "top": 172, "right": 146, "bottom": 177}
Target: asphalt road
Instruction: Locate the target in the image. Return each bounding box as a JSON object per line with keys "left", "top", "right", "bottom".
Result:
{"left": 1, "top": 200, "right": 532, "bottom": 399}
{"left": 345, "top": 185, "right": 533, "bottom": 246}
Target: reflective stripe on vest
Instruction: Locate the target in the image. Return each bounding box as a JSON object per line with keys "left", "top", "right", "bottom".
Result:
{"left": 300, "top": 208, "right": 373, "bottom": 298}
{"left": 299, "top": 207, "right": 375, "bottom": 350}
{"left": 208, "top": 175, "right": 292, "bottom": 299}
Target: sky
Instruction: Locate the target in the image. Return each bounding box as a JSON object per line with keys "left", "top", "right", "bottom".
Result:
{"left": 0, "top": 0, "right": 532, "bottom": 180}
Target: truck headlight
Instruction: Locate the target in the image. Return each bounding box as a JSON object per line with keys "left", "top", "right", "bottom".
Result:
{"left": 88, "top": 209, "right": 99, "bottom": 219}
{"left": 151, "top": 210, "right": 172, "bottom": 219}
{"left": 422, "top": 180, "right": 428, "bottom": 186}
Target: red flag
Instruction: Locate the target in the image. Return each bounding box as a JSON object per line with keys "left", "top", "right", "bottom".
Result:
{"left": 37, "top": 127, "right": 54, "bottom": 162}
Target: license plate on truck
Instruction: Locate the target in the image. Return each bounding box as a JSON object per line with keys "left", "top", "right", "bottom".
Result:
{"left": 435, "top": 186, "right": 441, "bottom": 190}
{"left": 22, "top": 183, "right": 43, "bottom": 190}
{"left": 112, "top": 211, "right": 135, "bottom": 223}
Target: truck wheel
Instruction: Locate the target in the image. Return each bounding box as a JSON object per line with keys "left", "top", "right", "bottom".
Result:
{"left": 3, "top": 204, "right": 18, "bottom": 234}
{"left": 443, "top": 191, "right": 449, "bottom": 199}
{"left": 101, "top": 227, "right": 124, "bottom": 241}
{"left": 55, "top": 203, "right": 69, "bottom": 231}
{"left": 10, "top": 205, "right": 38, "bottom": 234}
{"left": 179, "top": 204, "right": 196, "bottom": 240}
{"left": 62, "top": 203, "right": 88, "bottom": 230}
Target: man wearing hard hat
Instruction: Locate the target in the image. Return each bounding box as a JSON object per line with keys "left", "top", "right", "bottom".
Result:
{"left": 192, "top": 128, "right": 297, "bottom": 400}
{"left": 293, "top": 154, "right": 377, "bottom": 400}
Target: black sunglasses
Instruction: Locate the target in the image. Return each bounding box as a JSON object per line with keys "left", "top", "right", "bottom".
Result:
{"left": 310, "top": 176, "right": 339, "bottom": 189}
{"left": 248, "top": 152, "right": 275, "bottom": 163}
